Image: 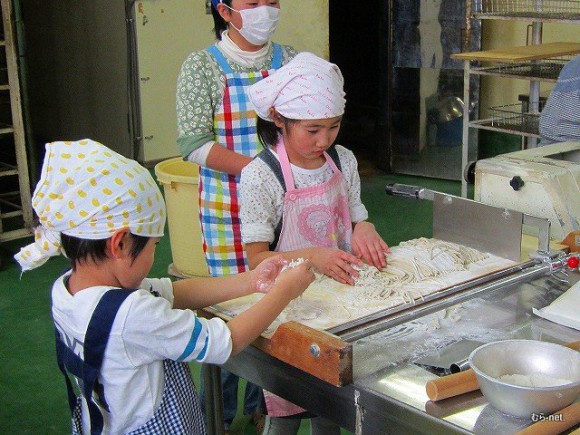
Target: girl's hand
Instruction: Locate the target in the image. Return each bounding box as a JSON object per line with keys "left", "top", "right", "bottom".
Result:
{"left": 274, "top": 260, "right": 315, "bottom": 300}
{"left": 351, "top": 222, "right": 390, "bottom": 270}
{"left": 251, "top": 255, "right": 288, "bottom": 293}
{"left": 311, "top": 248, "right": 362, "bottom": 285}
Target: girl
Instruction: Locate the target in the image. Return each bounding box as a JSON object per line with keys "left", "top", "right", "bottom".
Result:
{"left": 240, "top": 53, "right": 390, "bottom": 433}
{"left": 14, "top": 139, "right": 314, "bottom": 435}
{"left": 176, "top": 1, "right": 297, "bottom": 428}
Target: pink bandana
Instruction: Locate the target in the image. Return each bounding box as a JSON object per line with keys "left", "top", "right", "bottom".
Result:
{"left": 248, "top": 52, "right": 345, "bottom": 121}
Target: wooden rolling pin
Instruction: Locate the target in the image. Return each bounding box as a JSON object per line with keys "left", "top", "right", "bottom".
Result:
{"left": 426, "top": 368, "right": 480, "bottom": 401}
{"left": 426, "top": 341, "right": 580, "bottom": 402}
{"left": 515, "top": 402, "right": 580, "bottom": 435}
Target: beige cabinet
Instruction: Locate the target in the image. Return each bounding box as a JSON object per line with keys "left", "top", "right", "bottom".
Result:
{"left": 133, "top": 2, "right": 214, "bottom": 163}
{"left": 21, "top": 1, "right": 329, "bottom": 168}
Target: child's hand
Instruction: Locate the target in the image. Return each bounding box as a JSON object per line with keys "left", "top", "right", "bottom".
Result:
{"left": 274, "top": 260, "right": 315, "bottom": 300}
{"left": 351, "top": 221, "right": 390, "bottom": 270}
{"left": 311, "top": 248, "right": 362, "bottom": 285}
{"left": 251, "top": 255, "right": 288, "bottom": 293}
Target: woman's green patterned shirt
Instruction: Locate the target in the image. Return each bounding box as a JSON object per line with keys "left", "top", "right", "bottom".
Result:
{"left": 176, "top": 43, "right": 297, "bottom": 159}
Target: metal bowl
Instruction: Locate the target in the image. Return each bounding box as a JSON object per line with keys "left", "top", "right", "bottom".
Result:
{"left": 429, "top": 96, "right": 465, "bottom": 123}
{"left": 469, "top": 340, "right": 580, "bottom": 418}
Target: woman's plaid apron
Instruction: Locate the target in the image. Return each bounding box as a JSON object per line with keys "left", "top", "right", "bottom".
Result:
{"left": 199, "top": 44, "right": 282, "bottom": 277}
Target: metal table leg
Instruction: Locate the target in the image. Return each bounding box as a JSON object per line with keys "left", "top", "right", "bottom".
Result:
{"left": 202, "top": 363, "right": 225, "bottom": 435}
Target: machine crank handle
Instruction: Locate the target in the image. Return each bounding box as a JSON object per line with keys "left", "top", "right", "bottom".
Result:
{"left": 385, "top": 183, "right": 435, "bottom": 201}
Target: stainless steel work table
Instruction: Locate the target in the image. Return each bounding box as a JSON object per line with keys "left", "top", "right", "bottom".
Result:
{"left": 215, "top": 268, "right": 580, "bottom": 434}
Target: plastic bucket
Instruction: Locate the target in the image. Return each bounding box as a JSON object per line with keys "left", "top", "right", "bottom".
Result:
{"left": 155, "top": 158, "right": 209, "bottom": 277}
{"left": 436, "top": 116, "right": 463, "bottom": 147}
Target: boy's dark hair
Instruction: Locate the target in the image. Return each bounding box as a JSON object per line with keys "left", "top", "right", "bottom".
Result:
{"left": 256, "top": 116, "right": 300, "bottom": 148}
{"left": 211, "top": 0, "right": 233, "bottom": 40}
{"left": 61, "top": 233, "right": 150, "bottom": 270}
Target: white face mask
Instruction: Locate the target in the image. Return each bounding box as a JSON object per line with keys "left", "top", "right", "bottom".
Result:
{"left": 226, "top": 5, "right": 280, "bottom": 46}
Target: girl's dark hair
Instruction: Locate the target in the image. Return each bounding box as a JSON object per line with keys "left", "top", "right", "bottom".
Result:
{"left": 61, "top": 233, "right": 150, "bottom": 270}
{"left": 256, "top": 115, "right": 299, "bottom": 148}
{"left": 211, "top": 0, "right": 233, "bottom": 40}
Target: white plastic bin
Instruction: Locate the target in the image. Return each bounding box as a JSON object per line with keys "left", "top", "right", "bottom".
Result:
{"left": 155, "top": 158, "right": 209, "bottom": 277}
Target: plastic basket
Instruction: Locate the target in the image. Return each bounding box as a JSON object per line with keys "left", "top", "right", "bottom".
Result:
{"left": 155, "top": 158, "right": 209, "bottom": 277}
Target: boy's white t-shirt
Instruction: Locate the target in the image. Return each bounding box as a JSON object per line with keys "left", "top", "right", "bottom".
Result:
{"left": 52, "top": 271, "right": 232, "bottom": 434}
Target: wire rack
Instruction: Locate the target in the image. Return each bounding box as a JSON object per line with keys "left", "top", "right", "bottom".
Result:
{"left": 490, "top": 102, "right": 544, "bottom": 134}
{"left": 474, "top": 0, "right": 580, "bottom": 19}
{"left": 473, "top": 55, "right": 572, "bottom": 80}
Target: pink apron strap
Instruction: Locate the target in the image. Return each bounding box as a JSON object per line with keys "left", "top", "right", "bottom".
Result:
{"left": 276, "top": 139, "right": 340, "bottom": 192}
{"left": 325, "top": 151, "right": 340, "bottom": 173}
{"left": 276, "top": 139, "right": 296, "bottom": 191}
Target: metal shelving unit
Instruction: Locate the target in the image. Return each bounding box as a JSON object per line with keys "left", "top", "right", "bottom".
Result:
{"left": 0, "top": 0, "right": 33, "bottom": 242}
{"left": 453, "top": 0, "right": 580, "bottom": 197}
{"left": 473, "top": 0, "right": 580, "bottom": 21}
{"left": 469, "top": 102, "right": 542, "bottom": 136}
{"left": 470, "top": 55, "right": 572, "bottom": 80}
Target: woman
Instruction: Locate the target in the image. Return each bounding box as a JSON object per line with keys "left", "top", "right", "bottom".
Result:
{"left": 176, "top": 1, "right": 297, "bottom": 432}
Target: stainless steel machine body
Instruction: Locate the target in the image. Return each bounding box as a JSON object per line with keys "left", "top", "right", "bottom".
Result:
{"left": 209, "top": 192, "right": 580, "bottom": 434}
{"left": 221, "top": 265, "right": 579, "bottom": 434}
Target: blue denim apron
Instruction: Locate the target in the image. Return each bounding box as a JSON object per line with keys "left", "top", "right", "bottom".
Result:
{"left": 55, "top": 289, "right": 206, "bottom": 434}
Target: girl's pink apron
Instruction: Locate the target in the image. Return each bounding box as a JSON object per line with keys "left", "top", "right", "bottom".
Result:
{"left": 265, "top": 139, "right": 352, "bottom": 417}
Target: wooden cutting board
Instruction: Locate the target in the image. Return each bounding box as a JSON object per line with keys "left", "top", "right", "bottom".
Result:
{"left": 207, "top": 245, "right": 514, "bottom": 335}
{"left": 451, "top": 42, "right": 580, "bottom": 62}
{"left": 200, "top": 239, "right": 516, "bottom": 386}
{"left": 199, "top": 307, "right": 353, "bottom": 387}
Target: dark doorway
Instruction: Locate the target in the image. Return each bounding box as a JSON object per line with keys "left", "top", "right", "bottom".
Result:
{"left": 329, "top": 0, "right": 390, "bottom": 173}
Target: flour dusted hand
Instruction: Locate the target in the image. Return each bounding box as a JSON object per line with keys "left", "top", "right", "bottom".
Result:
{"left": 251, "top": 255, "right": 289, "bottom": 293}
{"left": 274, "top": 260, "right": 316, "bottom": 300}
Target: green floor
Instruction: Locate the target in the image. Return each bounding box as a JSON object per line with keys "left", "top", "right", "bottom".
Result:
{"left": 0, "top": 170, "right": 467, "bottom": 434}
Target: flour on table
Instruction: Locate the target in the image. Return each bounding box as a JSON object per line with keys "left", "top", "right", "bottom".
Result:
{"left": 209, "top": 237, "right": 515, "bottom": 336}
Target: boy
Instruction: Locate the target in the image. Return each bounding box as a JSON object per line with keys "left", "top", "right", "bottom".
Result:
{"left": 15, "top": 139, "right": 313, "bottom": 434}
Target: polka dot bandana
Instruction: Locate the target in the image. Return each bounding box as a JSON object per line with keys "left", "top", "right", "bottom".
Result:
{"left": 15, "top": 139, "right": 166, "bottom": 271}
{"left": 248, "top": 52, "right": 345, "bottom": 121}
